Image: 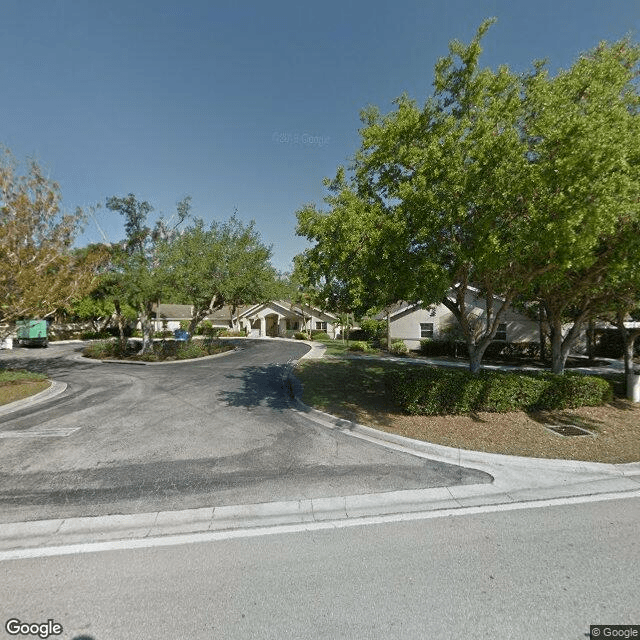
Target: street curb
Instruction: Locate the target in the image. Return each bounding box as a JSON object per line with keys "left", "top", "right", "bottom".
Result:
{"left": 74, "top": 345, "right": 240, "bottom": 366}
{"left": 0, "top": 381, "right": 67, "bottom": 417}
{"left": 1, "top": 478, "right": 639, "bottom": 552}
{"left": 281, "top": 363, "right": 640, "bottom": 497}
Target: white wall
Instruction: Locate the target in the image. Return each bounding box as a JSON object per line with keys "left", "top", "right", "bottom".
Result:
{"left": 390, "top": 294, "right": 539, "bottom": 350}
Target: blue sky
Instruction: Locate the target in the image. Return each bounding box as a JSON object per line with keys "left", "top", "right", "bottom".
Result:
{"left": 2, "top": 0, "right": 638, "bottom": 273}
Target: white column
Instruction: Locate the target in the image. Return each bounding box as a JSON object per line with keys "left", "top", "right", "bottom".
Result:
{"left": 627, "top": 373, "right": 640, "bottom": 403}
{"left": 260, "top": 317, "right": 266, "bottom": 337}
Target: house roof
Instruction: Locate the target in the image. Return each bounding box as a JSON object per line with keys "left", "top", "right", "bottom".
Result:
{"left": 204, "top": 305, "right": 252, "bottom": 321}
{"left": 153, "top": 303, "right": 193, "bottom": 319}
{"left": 238, "top": 299, "right": 338, "bottom": 320}
{"left": 373, "top": 301, "right": 424, "bottom": 321}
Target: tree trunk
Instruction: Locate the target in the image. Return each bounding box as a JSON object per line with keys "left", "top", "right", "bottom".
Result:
{"left": 538, "top": 304, "right": 547, "bottom": 362}
{"left": 549, "top": 318, "right": 568, "bottom": 374}
{"left": 114, "top": 299, "right": 126, "bottom": 349}
{"left": 586, "top": 317, "right": 595, "bottom": 361}
{"left": 468, "top": 346, "right": 484, "bottom": 374}
{"left": 386, "top": 310, "right": 391, "bottom": 351}
{"left": 187, "top": 313, "right": 201, "bottom": 338}
{"left": 548, "top": 312, "right": 589, "bottom": 374}
{"left": 230, "top": 305, "right": 238, "bottom": 331}
{"left": 138, "top": 302, "right": 155, "bottom": 355}
{"left": 615, "top": 311, "right": 640, "bottom": 379}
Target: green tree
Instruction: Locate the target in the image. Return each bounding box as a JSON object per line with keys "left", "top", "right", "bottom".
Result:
{"left": 520, "top": 38, "right": 640, "bottom": 373}
{"left": 105, "top": 193, "right": 190, "bottom": 353}
{"left": 296, "top": 23, "right": 640, "bottom": 375}
{"left": 158, "top": 215, "right": 278, "bottom": 335}
{"left": 297, "top": 20, "right": 539, "bottom": 370}
{"left": 0, "top": 148, "right": 102, "bottom": 337}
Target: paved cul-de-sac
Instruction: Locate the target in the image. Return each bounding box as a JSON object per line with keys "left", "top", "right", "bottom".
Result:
{"left": 0, "top": 340, "right": 490, "bottom": 523}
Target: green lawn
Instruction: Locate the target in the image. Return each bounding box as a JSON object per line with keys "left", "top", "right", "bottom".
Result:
{"left": 294, "top": 358, "right": 407, "bottom": 420}
{"left": 0, "top": 369, "right": 50, "bottom": 406}
{"left": 311, "top": 337, "right": 383, "bottom": 358}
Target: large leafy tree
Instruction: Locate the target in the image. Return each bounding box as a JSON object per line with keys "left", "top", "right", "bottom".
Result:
{"left": 158, "top": 215, "right": 279, "bottom": 335}
{"left": 0, "top": 148, "right": 103, "bottom": 337}
{"left": 105, "top": 193, "right": 190, "bottom": 353}
{"left": 297, "top": 20, "right": 540, "bottom": 371}
{"left": 297, "top": 22, "right": 640, "bottom": 374}
{"left": 520, "top": 38, "right": 640, "bottom": 373}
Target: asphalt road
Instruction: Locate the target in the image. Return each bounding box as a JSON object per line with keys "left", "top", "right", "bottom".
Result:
{"left": 1, "top": 496, "right": 638, "bottom": 640}
{"left": 0, "top": 341, "right": 490, "bottom": 523}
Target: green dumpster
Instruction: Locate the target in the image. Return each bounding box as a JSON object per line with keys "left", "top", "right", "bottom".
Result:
{"left": 16, "top": 320, "right": 48, "bottom": 347}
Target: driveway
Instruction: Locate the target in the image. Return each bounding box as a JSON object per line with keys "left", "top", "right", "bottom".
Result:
{"left": 0, "top": 340, "right": 490, "bottom": 523}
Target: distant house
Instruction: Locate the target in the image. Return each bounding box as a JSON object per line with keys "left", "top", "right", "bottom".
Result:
{"left": 238, "top": 300, "right": 339, "bottom": 338}
{"left": 151, "top": 304, "right": 193, "bottom": 331}
{"left": 382, "top": 289, "right": 539, "bottom": 351}
{"left": 151, "top": 300, "right": 340, "bottom": 338}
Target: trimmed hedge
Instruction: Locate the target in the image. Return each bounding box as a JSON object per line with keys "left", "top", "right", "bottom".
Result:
{"left": 593, "top": 329, "right": 640, "bottom": 358}
{"left": 310, "top": 331, "right": 330, "bottom": 340}
{"left": 419, "top": 339, "right": 541, "bottom": 360}
{"left": 385, "top": 367, "right": 613, "bottom": 415}
{"left": 419, "top": 339, "right": 467, "bottom": 357}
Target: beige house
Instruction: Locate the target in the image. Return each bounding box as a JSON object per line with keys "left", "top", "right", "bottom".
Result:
{"left": 152, "top": 301, "right": 340, "bottom": 338}
{"left": 151, "top": 304, "right": 193, "bottom": 331}
{"left": 386, "top": 289, "right": 539, "bottom": 351}
{"left": 238, "top": 301, "right": 339, "bottom": 338}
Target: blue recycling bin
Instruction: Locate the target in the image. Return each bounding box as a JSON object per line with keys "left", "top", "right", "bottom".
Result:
{"left": 174, "top": 329, "right": 189, "bottom": 341}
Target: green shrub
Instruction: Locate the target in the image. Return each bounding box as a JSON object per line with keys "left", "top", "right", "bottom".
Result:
{"left": 349, "top": 341, "right": 369, "bottom": 352}
{"left": 310, "top": 331, "right": 330, "bottom": 340}
{"left": 385, "top": 367, "right": 613, "bottom": 415}
{"left": 389, "top": 340, "right": 409, "bottom": 356}
{"left": 196, "top": 320, "right": 222, "bottom": 337}
{"left": 82, "top": 340, "right": 128, "bottom": 360}
{"left": 593, "top": 329, "right": 640, "bottom": 358}
{"left": 482, "top": 341, "right": 541, "bottom": 360}
{"left": 82, "top": 338, "right": 234, "bottom": 361}
{"left": 419, "top": 339, "right": 467, "bottom": 357}
{"left": 359, "top": 318, "right": 388, "bottom": 348}
{"left": 294, "top": 332, "right": 309, "bottom": 340}
{"left": 219, "top": 329, "right": 245, "bottom": 337}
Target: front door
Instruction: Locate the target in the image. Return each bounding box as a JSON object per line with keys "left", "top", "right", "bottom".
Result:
{"left": 266, "top": 314, "right": 279, "bottom": 337}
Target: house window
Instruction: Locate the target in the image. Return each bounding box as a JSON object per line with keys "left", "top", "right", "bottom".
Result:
{"left": 286, "top": 320, "right": 299, "bottom": 331}
{"left": 316, "top": 321, "right": 327, "bottom": 331}
{"left": 495, "top": 323, "right": 507, "bottom": 341}
{"left": 420, "top": 323, "right": 434, "bottom": 339}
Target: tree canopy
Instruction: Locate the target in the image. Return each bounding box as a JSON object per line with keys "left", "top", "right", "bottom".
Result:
{"left": 0, "top": 147, "right": 103, "bottom": 337}
{"left": 157, "top": 214, "right": 280, "bottom": 335}
{"left": 295, "top": 20, "right": 640, "bottom": 373}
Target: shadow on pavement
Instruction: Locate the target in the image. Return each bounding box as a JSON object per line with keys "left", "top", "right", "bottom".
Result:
{"left": 218, "top": 364, "right": 292, "bottom": 411}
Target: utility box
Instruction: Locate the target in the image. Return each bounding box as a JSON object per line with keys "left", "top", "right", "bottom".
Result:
{"left": 16, "top": 320, "right": 48, "bottom": 347}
